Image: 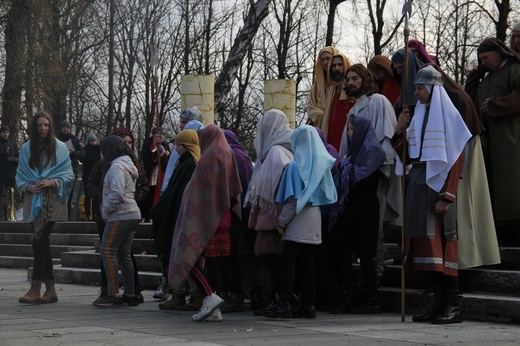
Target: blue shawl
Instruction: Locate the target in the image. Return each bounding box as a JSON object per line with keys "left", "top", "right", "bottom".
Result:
{"left": 276, "top": 125, "right": 337, "bottom": 213}
{"left": 16, "top": 140, "right": 75, "bottom": 223}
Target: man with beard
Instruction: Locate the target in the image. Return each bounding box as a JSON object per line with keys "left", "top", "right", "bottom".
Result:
{"left": 316, "top": 53, "right": 354, "bottom": 151}
{"left": 337, "top": 64, "right": 400, "bottom": 302}
{"left": 307, "top": 46, "right": 339, "bottom": 126}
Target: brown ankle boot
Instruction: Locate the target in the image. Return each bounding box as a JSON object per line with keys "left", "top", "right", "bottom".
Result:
{"left": 159, "top": 292, "right": 186, "bottom": 310}
{"left": 19, "top": 280, "right": 42, "bottom": 304}
{"left": 184, "top": 289, "right": 203, "bottom": 311}
{"left": 41, "top": 279, "right": 58, "bottom": 304}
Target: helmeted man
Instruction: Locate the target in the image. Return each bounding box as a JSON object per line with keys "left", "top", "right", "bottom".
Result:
{"left": 465, "top": 37, "right": 520, "bottom": 226}
{"left": 394, "top": 65, "right": 472, "bottom": 324}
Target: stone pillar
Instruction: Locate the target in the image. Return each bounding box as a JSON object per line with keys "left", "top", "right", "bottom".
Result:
{"left": 180, "top": 75, "right": 214, "bottom": 125}
{"left": 264, "top": 79, "right": 296, "bottom": 129}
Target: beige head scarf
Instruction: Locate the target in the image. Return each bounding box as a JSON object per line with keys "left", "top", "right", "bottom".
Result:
{"left": 175, "top": 129, "right": 201, "bottom": 163}
{"left": 307, "top": 47, "right": 340, "bottom": 126}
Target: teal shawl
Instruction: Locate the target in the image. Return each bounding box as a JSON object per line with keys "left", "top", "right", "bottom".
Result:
{"left": 16, "top": 140, "right": 75, "bottom": 223}
{"left": 276, "top": 125, "right": 337, "bottom": 213}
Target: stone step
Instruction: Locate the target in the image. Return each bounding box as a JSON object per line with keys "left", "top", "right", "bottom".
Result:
{"left": 0, "top": 221, "right": 154, "bottom": 238}
{"left": 0, "top": 244, "right": 94, "bottom": 258}
{"left": 0, "top": 255, "right": 60, "bottom": 269}
{"left": 60, "top": 251, "right": 161, "bottom": 273}
{"left": 380, "top": 264, "right": 520, "bottom": 294}
{"left": 0, "top": 233, "right": 98, "bottom": 246}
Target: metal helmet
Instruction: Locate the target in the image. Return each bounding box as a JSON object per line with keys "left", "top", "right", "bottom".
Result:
{"left": 414, "top": 65, "right": 443, "bottom": 86}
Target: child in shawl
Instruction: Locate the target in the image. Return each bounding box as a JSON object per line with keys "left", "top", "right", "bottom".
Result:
{"left": 17, "top": 111, "right": 75, "bottom": 304}
{"left": 266, "top": 125, "right": 337, "bottom": 318}
{"left": 328, "top": 114, "right": 386, "bottom": 314}
{"left": 92, "top": 136, "right": 141, "bottom": 307}
{"left": 243, "top": 109, "right": 294, "bottom": 316}
{"left": 168, "top": 125, "right": 242, "bottom": 322}
{"left": 150, "top": 130, "right": 201, "bottom": 311}
{"left": 393, "top": 65, "right": 472, "bottom": 324}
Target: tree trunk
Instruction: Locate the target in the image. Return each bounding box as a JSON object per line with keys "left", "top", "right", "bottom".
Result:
{"left": 326, "top": 0, "right": 346, "bottom": 46}
{"left": 107, "top": 0, "right": 115, "bottom": 135}
{"left": 2, "top": 0, "right": 29, "bottom": 141}
{"left": 214, "top": 0, "right": 272, "bottom": 122}
{"left": 495, "top": 0, "right": 510, "bottom": 42}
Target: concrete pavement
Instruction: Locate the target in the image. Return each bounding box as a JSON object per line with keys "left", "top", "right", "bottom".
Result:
{"left": 1, "top": 268, "right": 520, "bottom": 346}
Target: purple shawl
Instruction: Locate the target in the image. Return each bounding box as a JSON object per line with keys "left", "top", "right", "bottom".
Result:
{"left": 409, "top": 39, "right": 439, "bottom": 65}
{"left": 224, "top": 129, "right": 254, "bottom": 195}
{"left": 329, "top": 115, "right": 386, "bottom": 229}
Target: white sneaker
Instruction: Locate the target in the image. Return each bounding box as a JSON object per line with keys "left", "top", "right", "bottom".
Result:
{"left": 191, "top": 293, "right": 225, "bottom": 321}
{"left": 206, "top": 308, "right": 223, "bottom": 322}
{"left": 153, "top": 277, "right": 169, "bottom": 300}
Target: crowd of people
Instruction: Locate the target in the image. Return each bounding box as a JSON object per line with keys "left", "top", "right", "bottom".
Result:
{"left": 7, "top": 28, "right": 520, "bottom": 325}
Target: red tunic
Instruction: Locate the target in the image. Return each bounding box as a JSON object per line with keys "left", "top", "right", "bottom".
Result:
{"left": 381, "top": 78, "right": 400, "bottom": 108}
{"left": 328, "top": 91, "right": 354, "bottom": 152}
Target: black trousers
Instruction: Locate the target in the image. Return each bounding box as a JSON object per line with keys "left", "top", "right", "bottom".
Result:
{"left": 32, "top": 222, "right": 55, "bottom": 281}
{"left": 280, "top": 240, "right": 316, "bottom": 305}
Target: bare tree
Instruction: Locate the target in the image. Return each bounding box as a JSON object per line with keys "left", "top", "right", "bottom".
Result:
{"left": 214, "top": 0, "right": 272, "bottom": 121}
{"left": 1, "top": 0, "right": 29, "bottom": 142}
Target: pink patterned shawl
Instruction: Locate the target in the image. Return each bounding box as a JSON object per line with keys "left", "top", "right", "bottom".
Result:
{"left": 168, "top": 124, "right": 242, "bottom": 290}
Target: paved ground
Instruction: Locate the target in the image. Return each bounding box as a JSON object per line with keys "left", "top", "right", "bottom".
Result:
{"left": 1, "top": 268, "right": 520, "bottom": 346}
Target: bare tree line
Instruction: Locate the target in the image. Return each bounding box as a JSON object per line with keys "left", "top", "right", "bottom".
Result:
{"left": 1, "top": 0, "right": 518, "bottom": 153}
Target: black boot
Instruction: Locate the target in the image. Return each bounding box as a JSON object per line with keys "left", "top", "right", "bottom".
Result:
{"left": 413, "top": 286, "right": 445, "bottom": 323}
{"left": 350, "top": 294, "right": 381, "bottom": 314}
{"left": 293, "top": 295, "right": 316, "bottom": 318}
{"left": 329, "top": 290, "right": 352, "bottom": 314}
{"left": 265, "top": 293, "right": 298, "bottom": 318}
{"left": 254, "top": 293, "right": 278, "bottom": 316}
{"left": 432, "top": 289, "right": 464, "bottom": 324}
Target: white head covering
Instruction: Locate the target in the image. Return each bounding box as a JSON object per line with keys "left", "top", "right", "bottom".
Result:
{"left": 244, "top": 109, "right": 294, "bottom": 213}
{"left": 396, "top": 82, "right": 472, "bottom": 192}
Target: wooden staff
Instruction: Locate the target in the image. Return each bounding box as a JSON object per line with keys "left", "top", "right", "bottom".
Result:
{"left": 150, "top": 42, "right": 162, "bottom": 174}
{"left": 400, "top": 0, "right": 413, "bottom": 322}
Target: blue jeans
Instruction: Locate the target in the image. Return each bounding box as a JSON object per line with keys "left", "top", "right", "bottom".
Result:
{"left": 100, "top": 219, "right": 139, "bottom": 296}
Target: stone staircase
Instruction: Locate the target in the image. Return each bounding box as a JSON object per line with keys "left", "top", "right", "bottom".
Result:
{"left": 1, "top": 221, "right": 520, "bottom": 323}
{"left": 0, "top": 221, "right": 163, "bottom": 290}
